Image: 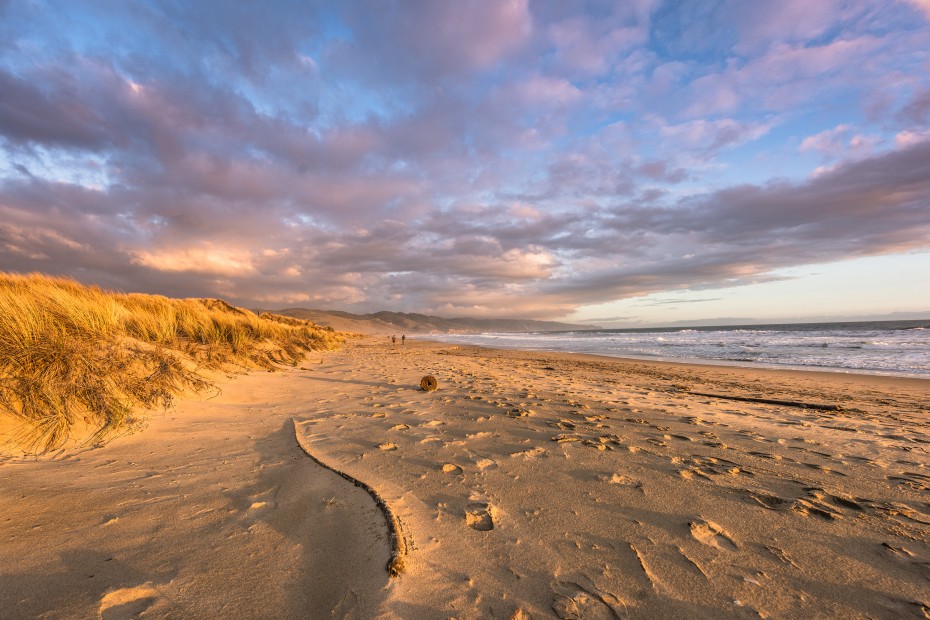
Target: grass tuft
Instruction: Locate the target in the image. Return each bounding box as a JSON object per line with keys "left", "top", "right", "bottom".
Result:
{"left": 0, "top": 272, "right": 343, "bottom": 452}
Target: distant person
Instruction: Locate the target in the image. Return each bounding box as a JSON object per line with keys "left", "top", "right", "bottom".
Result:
{"left": 392, "top": 335, "right": 396, "bottom": 345}
{"left": 402, "top": 335, "right": 406, "bottom": 345}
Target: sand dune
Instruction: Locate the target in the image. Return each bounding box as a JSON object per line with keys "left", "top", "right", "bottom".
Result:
{"left": 2, "top": 338, "right": 928, "bottom": 618}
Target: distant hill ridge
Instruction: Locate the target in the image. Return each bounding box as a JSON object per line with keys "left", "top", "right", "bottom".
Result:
{"left": 271, "top": 308, "right": 597, "bottom": 334}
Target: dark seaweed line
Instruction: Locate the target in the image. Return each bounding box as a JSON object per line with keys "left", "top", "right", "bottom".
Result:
{"left": 291, "top": 418, "right": 408, "bottom": 576}
{"left": 687, "top": 391, "right": 843, "bottom": 412}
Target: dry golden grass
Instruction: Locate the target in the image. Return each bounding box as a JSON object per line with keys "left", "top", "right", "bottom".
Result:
{"left": 0, "top": 272, "right": 343, "bottom": 452}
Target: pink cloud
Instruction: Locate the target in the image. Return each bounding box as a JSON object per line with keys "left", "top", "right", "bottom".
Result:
{"left": 732, "top": 0, "right": 863, "bottom": 53}
{"left": 800, "top": 125, "right": 852, "bottom": 154}
{"left": 547, "top": 18, "right": 650, "bottom": 75}
{"left": 509, "top": 75, "right": 583, "bottom": 107}
{"left": 132, "top": 245, "right": 256, "bottom": 276}
{"left": 1, "top": 0, "right": 928, "bottom": 319}
{"left": 901, "top": 0, "right": 930, "bottom": 19}
{"left": 681, "top": 34, "right": 887, "bottom": 118}
{"left": 338, "top": 0, "right": 532, "bottom": 78}
{"left": 895, "top": 129, "right": 930, "bottom": 148}
{"left": 660, "top": 118, "right": 772, "bottom": 152}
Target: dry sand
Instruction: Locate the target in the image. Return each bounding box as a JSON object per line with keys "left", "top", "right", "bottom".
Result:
{"left": 2, "top": 338, "right": 929, "bottom": 618}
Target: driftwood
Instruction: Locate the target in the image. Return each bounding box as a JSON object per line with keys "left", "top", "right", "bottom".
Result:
{"left": 420, "top": 375, "right": 438, "bottom": 391}
{"left": 687, "top": 391, "right": 843, "bottom": 412}
{"left": 291, "top": 419, "right": 407, "bottom": 576}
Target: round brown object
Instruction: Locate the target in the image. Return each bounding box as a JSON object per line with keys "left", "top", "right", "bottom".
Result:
{"left": 420, "top": 375, "right": 438, "bottom": 391}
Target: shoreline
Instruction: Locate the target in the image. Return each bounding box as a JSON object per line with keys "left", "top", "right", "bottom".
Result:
{"left": 413, "top": 338, "right": 930, "bottom": 388}
{"left": 414, "top": 324, "right": 930, "bottom": 380}
{"left": 2, "top": 337, "right": 928, "bottom": 618}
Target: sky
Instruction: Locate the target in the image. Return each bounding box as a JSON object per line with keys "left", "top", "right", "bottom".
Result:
{"left": 1, "top": 0, "right": 929, "bottom": 326}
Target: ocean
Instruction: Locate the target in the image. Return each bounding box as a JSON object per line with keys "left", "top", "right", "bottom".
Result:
{"left": 423, "top": 320, "right": 930, "bottom": 378}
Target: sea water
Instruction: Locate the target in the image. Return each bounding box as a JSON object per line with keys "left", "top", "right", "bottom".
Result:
{"left": 424, "top": 320, "right": 930, "bottom": 378}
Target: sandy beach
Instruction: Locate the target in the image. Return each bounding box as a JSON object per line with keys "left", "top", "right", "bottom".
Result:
{"left": 2, "top": 337, "right": 929, "bottom": 618}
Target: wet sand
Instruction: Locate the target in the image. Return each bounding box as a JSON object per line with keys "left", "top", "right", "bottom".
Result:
{"left": 2, "top": 338, "right": 928, "bottom": 618}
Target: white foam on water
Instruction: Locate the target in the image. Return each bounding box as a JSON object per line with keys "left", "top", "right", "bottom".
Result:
{"left": 424, "top": 321, "right": 930, "bottom": 378}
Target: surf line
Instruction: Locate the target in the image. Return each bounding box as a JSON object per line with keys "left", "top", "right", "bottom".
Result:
{"left": 291, "top": 418, "right": 408, "bottom": 576}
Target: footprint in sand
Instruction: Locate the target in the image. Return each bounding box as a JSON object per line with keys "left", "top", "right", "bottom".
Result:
{"left": 441, "top": 463, "right": 464, "bottom": 475}
{"left": 881, "top": 542, "right": 915, "bottom": 558}
{"left": 683, "top": 416, "right": 708, "bottom": 425}
{"left": 746, "top": 489, "right": 842, "bottom": 520}
{"left": 99, "top": 583, "right": 158, "bottom": 620}
{"left": 377, "top": 442, "right": 398, "bottom": 451}
{"left": 765, "top": 544, "right": 799, "bottom": 568}
{"left": 465, "top": 502, "right": 496, "bottom": 531}
{"left": 887, "top": 472, "right": 930, "bottom": 491}
{"left": 475, "top": 458, "right": 497, "bottom": 471}
{"left": 689, "top": 519, "right": 738, "bottom": 551}
{"left": 880, "top": 543, "right": 930, "bottom": 581}
{"left": 509, "top": 447, "right": 546, "bottom": 459}
{"left": 605, "top": 473, "right": 644, "bottom": 491}
{"left": 551, "top": 581, "right": 624, "bottom": 620}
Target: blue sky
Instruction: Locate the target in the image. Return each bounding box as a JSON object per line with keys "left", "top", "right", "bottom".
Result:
{"left": 0, "top": 0, "right": 929, "bottom": 325}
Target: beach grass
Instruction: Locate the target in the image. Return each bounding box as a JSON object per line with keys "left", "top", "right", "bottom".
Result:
{"left": 0, "top": 272, "right": 342, "bottom": 452}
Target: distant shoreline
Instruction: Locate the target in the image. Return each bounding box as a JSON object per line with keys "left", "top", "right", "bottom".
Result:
{"left": 416, "top": 321, "right": 930, "bottom": 380}
{"left": 412, "top": 338, "right": 930, "bottom": 384}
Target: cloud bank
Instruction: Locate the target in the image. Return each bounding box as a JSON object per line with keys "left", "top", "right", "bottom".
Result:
{"left": 0, "top": 0, "right": 928, "bottom": 317}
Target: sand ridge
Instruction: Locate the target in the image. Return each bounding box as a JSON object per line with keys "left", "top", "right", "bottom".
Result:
{"left": 292, "top": 417, "right": 409, "bottom": 576}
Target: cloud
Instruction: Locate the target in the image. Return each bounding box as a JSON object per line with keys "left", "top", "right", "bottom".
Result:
{"left": 0, "top": 1, "right": 927, "bottom": 319}
{"left": 0, "top": 65, "right": 115, "bottom": 150}
{"left": 575, "top": 316, "right": 635, "bottom": 323}
{"left": 6, "top": 139, "right": 927, "bottom": 317}
{"left": 799, "top": 124, "right": 883, "bottom": 173}
{"left": 636, "top": 161, "right": 688, "bottom": 183}
{"left": 336, "top": 0, "right": 532, "bottom": 80}
{"left": 660, "top": 118, "right": 772, "bottom": 153}
{"left": 637, "top": 297, "right": 723, "bottom": 306}
{"left": 0, "top": 221, "right": 88, "bottom": 260}
{"left": 898, "top": 87, "right": 930, "bottom": 126}
{"left": 799, "top": 125, "right": 852, "bottom": 155}
{"left": 563, "top": 140, "right": 930, "bottom": 298}
{"left": 895, "top": 130, "right": 930, "bottom": 148}
{"left": 902, "top": 0, "right": 930, "bottom": 19}
{"left": 132, "top": 246, "right": 257, "bottom": 277}
{"left": 543, "top": 2, "right": 658, "bottom": 75}
{"left": 506, "top": 75, "right": 583, "bottom": 108}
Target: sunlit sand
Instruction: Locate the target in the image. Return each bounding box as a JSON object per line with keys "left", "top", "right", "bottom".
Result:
{"left": 3, "top": 337, "right": 927, "bottom": 618}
